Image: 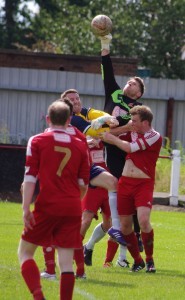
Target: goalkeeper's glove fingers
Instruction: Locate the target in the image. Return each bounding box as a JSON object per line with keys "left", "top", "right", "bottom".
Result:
{"left": 91, "top": 117, "right": 106, "bottom": 130}
{"left": 91, "top": 116, "right": 111, "bottom": 130}
{"left": 107, "top": 117, "right": 119, "bottom": 128}
{"left": 99, "top": 33, "right": 112, "bottom": 51}
{"left": 91, "top": 116, "right": 114, "bottom": 130}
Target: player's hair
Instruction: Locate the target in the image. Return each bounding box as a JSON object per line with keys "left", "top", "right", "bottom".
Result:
{"left": 56, "top": 97, "right": 73, "bottom": 116}
{"left": 61, "top": 89, "right": 79, "bottom": 99}
{"left": 130, "top": 105, "right": 153, "bottom": 125}
{"left": 133, "top": 76, "right": 145, "bottom": 98}
{"left": 48, "top": 101, "right": 70, "bottom": 125}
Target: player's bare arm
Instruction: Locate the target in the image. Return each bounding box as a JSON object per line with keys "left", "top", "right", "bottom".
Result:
{"left": 110, "top": 121, "right": 133, "bottom": 136}
{"left": 100, "top": 132, "right": 131, "bottom": 153}
{"left": 22, "top": 181, "right": 36, "bottom": 231}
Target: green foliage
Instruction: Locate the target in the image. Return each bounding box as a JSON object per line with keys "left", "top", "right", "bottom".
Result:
{"left": 155, "top": 146, "right": 185, "bottom": 194}
{"left": 34, "top": 0, "right": 60, "bottom": 14}
{"left": 136, "top": 0, "right": 185, "bottom": 79}
{"left": 0, "top": 0, "right": 185, "bottom": 78}
{"left": 163, "top": 137, "right": 172, "bottom": 154}
{"left": 0, "top": 0, "right": 35, "bottom": 49}
{"left": 155, "top": 158, "right": 171, "bottom": 193}
{"left": 0, "top": 202, "right": 185, "bottom": 299}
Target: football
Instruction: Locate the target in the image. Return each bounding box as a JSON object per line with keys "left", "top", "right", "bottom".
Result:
{"left": 91, "top": 15, "right": 112, "bottom": 36}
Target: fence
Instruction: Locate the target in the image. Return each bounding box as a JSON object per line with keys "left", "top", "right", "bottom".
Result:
{"left": 0, "top": 144, "right": 26, "bottom": 202}
{"left": 0, "top": 144, "right": 181, "bottom": 206}
{"left": 169, "top": 150, "right": 181, "bottom": 206}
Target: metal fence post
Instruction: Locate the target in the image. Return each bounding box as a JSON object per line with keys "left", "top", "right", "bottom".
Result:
{"left": 169, "top": 149, "right": 181, "bottom": 206}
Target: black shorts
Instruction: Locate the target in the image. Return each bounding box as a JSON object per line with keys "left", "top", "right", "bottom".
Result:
{"left": 105, "top": 144, "right": 127, "bottom": 179}
{"left": 90, "top": 164, "right": 106, "bottom": 181}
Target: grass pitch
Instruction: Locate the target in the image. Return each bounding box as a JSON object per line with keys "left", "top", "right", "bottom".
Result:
{"left": 0, "top": 201, "right": 185, "bottom": 300}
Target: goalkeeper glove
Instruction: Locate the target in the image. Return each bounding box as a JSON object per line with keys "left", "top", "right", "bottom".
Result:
{"left": 99, "top": 34, "right": 112, "bottom": 51}
{"left": 91, "top": 115, "right": 118, "bottom": 130}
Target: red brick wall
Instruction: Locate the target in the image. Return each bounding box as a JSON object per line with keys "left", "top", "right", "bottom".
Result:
{"left": 0, "top": 49, "right": 138, "bottom": 76}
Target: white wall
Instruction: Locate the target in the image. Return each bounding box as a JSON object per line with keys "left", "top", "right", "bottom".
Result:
{"left": 0, "top": 67, "right": 185, "bottom": 147}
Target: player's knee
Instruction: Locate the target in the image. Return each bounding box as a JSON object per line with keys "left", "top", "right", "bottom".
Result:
{"left": 82, "top": 212, "right": 94, "bottom": 228}
{"left": 139, "top": 216, "right": 150, "bottom": 232}
{"left": 17, "top": 246, "right": 28, "bottom": 265}
{"left": 102, "top": 222, "right": 110, "bottom": 232}
{"left": 18, "top": 239, "right": 36, "bottom": 265}
{"left": 102, "top": 217, "right": 111, "bottom": 232}
{"left": 106, "top": 176, "right": 118, "bottom": 191}
{"left": 82, "top": 219, "right": 91, "bottom": 229}
{"left": 121, "top": 221, "right": 132, "bottom": 235}
{"left": 18, "top": 240, "right": 25, "bottom": 263}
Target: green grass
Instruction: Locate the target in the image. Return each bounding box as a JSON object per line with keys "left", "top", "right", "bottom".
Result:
{"left": 0, "top": 201, "right": 185, "bottom": 300}
{"left": 155, "top": 148, "right": 185, "bottom": 195}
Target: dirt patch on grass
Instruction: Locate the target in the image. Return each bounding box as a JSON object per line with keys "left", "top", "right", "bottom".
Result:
{"left": 153, "top": 204, "right": 185, "bottom": 213}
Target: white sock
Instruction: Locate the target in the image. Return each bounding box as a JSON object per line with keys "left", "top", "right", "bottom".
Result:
{"left": 118, "top": 245, "right": 127, "bottom": 261}
{"left": 108, "top": 191, "right": 120, "bottom": 230}
{"left": 86, "top": 223, "right": 106, "bottom": 250}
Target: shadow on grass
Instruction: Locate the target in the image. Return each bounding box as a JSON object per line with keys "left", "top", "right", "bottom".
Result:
{"left": 156, "top": 269, "right": 185, "bottom": 279}
{"left": 78, "top": 278, "right": 134, "bottom": 288}
{"left": 0, "top": 222, "right": 22, "bottom": 226}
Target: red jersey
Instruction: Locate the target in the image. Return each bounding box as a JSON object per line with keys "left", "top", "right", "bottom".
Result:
{"left": 24, "top": 128, "right": 90, "bottom": 216}
{"left": 120, "top": 128, "right": 162, "bottom": 179}
{"left": 46, "top": 124, "right": 92, "bottom": 166}
{"left": 66, "top": 125, "right": 93, "bottom": 166}
{"left": 66, "top": 124, "right": 86, "bottom": 141}
{"left": 88, "top": 139, "right": 108, "bottom": 170}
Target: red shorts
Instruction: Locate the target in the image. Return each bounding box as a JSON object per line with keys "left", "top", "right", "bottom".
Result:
{"left": 81, "top": 186, "right": 111, "bottom": 220}
{"left": 21, "top": 210, "right": 82, "bottom": 249}
{"left": 117, "top": 176, "right": 154, "bottom": 215}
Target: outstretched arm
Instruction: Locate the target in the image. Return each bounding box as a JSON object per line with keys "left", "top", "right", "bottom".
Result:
{"left": 71, "top": 114, "right": 111, "bottom": 138}
{"left": 100, "top": 34, "right": 112, "bottom": 54}
{"left": 110, "top": 121, "right": 133, "bottom": 136}
{"left": 99, "top": 34, "right": 121, "bottom": 111}
{"left": 100, "top": 132, "right": 131, "bottom": 153}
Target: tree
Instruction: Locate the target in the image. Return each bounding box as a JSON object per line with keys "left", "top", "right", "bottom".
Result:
{"left": 0, "top": 0, "right": 20, "bottom": 48}
{"left": 0, "top": 0, "right": 35, "bottom": 49}
{"left": 0, "top": 0, "right": 185, "bottom": 79}
{"left": 132, "top": 0, "right": 185, "bottom": 79}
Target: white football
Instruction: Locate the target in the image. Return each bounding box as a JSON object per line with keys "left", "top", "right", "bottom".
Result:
{"left": 91, "top": 14, "right": 112, "bottom": 36}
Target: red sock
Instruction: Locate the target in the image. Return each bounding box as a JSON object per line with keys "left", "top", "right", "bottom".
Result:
{"left": 60, "top": 272, "right": 75, "bottom": 300}
{"left": 74, "top": 235, "right": 84, "bottom": 276}
{"left": 74, "top": 247, "right": 84, "bottom": 276}
{"left": 21, "top": 259, "right": 44, "bottom": 300}
{"left": 141, "top": 230, "right": 154, "bottom": 262}
{"left": 104, "top": 239, "right": 119, "bottom": 263}
{"left": 124, "top": 232, "right": 142, "bottom": 264}
{"left": 42, "top": 246, "right": 56, "bottom": 274}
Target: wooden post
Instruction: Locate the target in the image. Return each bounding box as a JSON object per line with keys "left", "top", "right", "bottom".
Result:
{"left": 165, "top": 97, "right": 174, "bottom": 145}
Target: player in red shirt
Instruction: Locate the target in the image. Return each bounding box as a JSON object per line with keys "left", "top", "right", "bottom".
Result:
{"left": 101, "top": 105, "right": 162, "bottom": 273}
{"left": 40, "top": 97, "right": 114, "bottom": 279}
{"left": 18, "top": 101, "right": 90, "bottom": 300}
{"left": 82, "top": 138, "right": 111, "bottom": 266}
{"left": 83, "top": 138, "right": 129, "bottom": 270}
{"left": 41, "top": 137, "right": 110, "bottom": 279}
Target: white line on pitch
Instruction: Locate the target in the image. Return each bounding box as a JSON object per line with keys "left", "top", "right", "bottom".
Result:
{"left": 0, "top": 265, "right": 99, "bottom": 300}
{"left": 75, "top": 287, "right": 98, "bottom": 300}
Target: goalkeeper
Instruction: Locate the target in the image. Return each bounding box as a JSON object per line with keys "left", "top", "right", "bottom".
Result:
{"left": 91, "top": 33, "right": 145, "bottom": 267}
